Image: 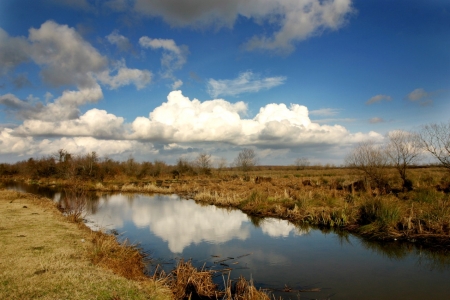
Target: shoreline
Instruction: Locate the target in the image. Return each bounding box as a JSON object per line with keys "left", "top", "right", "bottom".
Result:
{"left": 0, "top": 189, "right": 171, "bottom": 300}
{"left": 0, "top": 188, "right": 273, "bottom": 300}
{"left": 2, "top": 171, "right": 450, "bottom": 250}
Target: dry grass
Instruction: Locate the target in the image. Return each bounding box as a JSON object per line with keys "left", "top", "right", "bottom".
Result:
{"left": 160, "top": 260, "right": 271, "bottom": 300}
{"left": 0, "top": 189, "right": 171, "bottom": 300}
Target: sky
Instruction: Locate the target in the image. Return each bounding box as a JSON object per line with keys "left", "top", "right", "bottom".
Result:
{"left": 0, "top": 0, "right": 449, "bottom": 166}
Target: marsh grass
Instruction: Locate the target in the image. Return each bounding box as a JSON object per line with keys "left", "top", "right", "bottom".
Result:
{"left": 359, "top": 197, "right": 401, "bottom": 231}
{"left": 161, "top": 260, "right": 271, "bottom": 300}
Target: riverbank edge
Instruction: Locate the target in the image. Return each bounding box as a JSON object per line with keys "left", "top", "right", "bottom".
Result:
{"left": 0, "top": 189, "right": 172, "bottom": 300}
{"left": 7, "top": 177, "right": 448, "bottom": 250}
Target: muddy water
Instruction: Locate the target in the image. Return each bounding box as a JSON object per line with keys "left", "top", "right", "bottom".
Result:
{"left": 5, "top": 181, "right": 450, "bottom": 299}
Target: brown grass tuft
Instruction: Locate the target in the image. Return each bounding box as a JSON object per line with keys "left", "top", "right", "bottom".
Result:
{"left": 88, "top": 230, "right": 148, "bottom": 280}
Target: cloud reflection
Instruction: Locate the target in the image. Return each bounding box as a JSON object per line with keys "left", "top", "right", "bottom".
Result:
{"left": 86, "top": 194, "right": 250, "bottom": 253}
{"left": 259, "top": 218, "right": 309, "bottom": 237}
{"left": 85, "top": 194, "right": 309, "bottom": 253}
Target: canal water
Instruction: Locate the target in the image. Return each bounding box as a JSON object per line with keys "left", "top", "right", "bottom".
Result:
{"left": 5, "top": 182, "right": 450, "bottom": 299}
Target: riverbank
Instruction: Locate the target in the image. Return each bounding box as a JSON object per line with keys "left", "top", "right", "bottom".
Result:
{"left": 0, "top": 189, "right": 273, "bottom": 300}
{"left": 3, "top": 166, "right": 449, "bottom": 248}
{"left": 0, "top": 189, "right": 171, "bottom": 300}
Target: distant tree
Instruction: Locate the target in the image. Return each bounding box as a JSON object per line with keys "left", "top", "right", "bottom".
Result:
{"left": 419, "top": 121, "right": 450, "bottom": 171}
{"left": 294, "top": 157, "right": 310, "bottom": 170}
{"left": 176, "top": 157, "right": 194, "bottom": 176}
{"left": 215, "top": 157, "right": 228, "bottom": 172}
{"left": 385, "top": 130, "right": 422, "bottom": 190}
{"left": 195, "top": 153, "right": 212, "bottom": 175}
{"left": 345, "top": 141, "right": 389, "bottom": 190}
{"left": 233, "top": 148, "right": 258, "bottom": 173}
{"left": 152, "top": 160, "right": 167, "bottom": 177}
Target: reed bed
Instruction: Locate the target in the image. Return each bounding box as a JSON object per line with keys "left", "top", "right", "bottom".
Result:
{"left": 160, "top": 260, "right": 271, "bottom": 300}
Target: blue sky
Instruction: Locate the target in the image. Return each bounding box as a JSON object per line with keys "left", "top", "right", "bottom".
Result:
{"left": 0, "top": 0, "right": 449, "bottom": 165}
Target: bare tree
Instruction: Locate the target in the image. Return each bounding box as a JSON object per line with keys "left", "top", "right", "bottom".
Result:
{"left": 215, "top": 157, "right": 228, "bottom": 172}
{"left": 419, "top": 121, "right": 450, "bottom": 170}
{"left": 385, "top": 130, "right": 422, "bottom": 190}
{"left": 294, "top": 157, "right": 310, "bottom": 170}
{"left": 195, "top": 153, "right": 212, "bottom": 175}
{"left": 233, "top": 148, "right": 258, "bottom": 173}
{"left": 345, "top": 141, "right": 389, "bottom": 190}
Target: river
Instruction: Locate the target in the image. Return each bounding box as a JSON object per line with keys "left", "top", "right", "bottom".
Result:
{"left": 4, "top": 181, "right": 450, "bottom": 299}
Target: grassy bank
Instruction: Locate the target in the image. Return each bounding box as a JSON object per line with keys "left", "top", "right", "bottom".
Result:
{"left": 0, "top": 189, "right": 272, "bottom": 300}
{"left": 0, "top": 189, "right": 171, "bottom": 300}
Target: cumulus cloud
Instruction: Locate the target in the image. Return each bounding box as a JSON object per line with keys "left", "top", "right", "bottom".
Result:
{"left": 131, "top": 90, "right": 382, "bottom": 147}
{"left": 14, "top": 108, "right": 126, "bottom": 139}
{"left": 0, "top": 85, "right": 103, "bottom": 121}
{"left": 97, "top": 60, "right": 152, "bottom": 90}
{"left": 207, "top": 71, "right": 286, "bottom": 97}
{"left": 0, "top": 127, "right": 141, "bottom": 157}
{"left": 134, "top": 0, "right": 354, "bottom": 53}
{"left": 0, "top": 28, "right": 30, "bottom": 75}
{"left": 106, "top": 30, "right": 133, "bottom": 52}
{"left": 29, "top": 21, "right": 107, "bottom": 88}
{"left": 0, "top": 128, "right": 34, "bottom": 155}
{"left": 366, "top": 94, "right": 392, "bottom": 105}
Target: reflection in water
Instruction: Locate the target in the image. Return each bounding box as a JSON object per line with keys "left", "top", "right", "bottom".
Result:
{"left": 4, "top": 181, "right": 450, "bottom": 300}
{"left": 259, "top": 218, "right": 309, "bottom": 237}
{"left": 87, "top": 194, "right": 251, "bottom": 253}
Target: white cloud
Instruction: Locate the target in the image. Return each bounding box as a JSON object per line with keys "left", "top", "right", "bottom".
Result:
{"left": 106, "top": 30, "right": 133, "bottom": 52}
{"left": 25, "top": 84, "right": 103, "bottom": 121}
{"left": 97, "top": 60, "right": 152, "bottom": 90}
{"left": 366, "top": 94, "right": 392, "bottom": 105}
{"left": 139, "top": 36, "right": 188, "bottom": 80}
{"left": 0, "top": 127, "right": 144, "bottom": 157}
{"left": 134, "top": 0, "right": 354, "bottom": 53}
{"left": 14, "top": 108, "right": 126, "bottom": 139}
{"left": 0, "top": 86, "right": 104, "bottom": 121}
{"left": 29, "top": 20, "right": 107, "bottom": 88}
{"left": 0, "top": 128, "right": 34, "bottom": 155}
{"left": 207, "top": 71, "right": 286, "bottom": 97}
{"left": 35, "top": 137, "right": 139, "bottom": 157}
{"left": 171, "top": 79, "right": 183, "bottom": 90}
{"left": 131, "top": 90, "right": 382, "bottom": 147}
